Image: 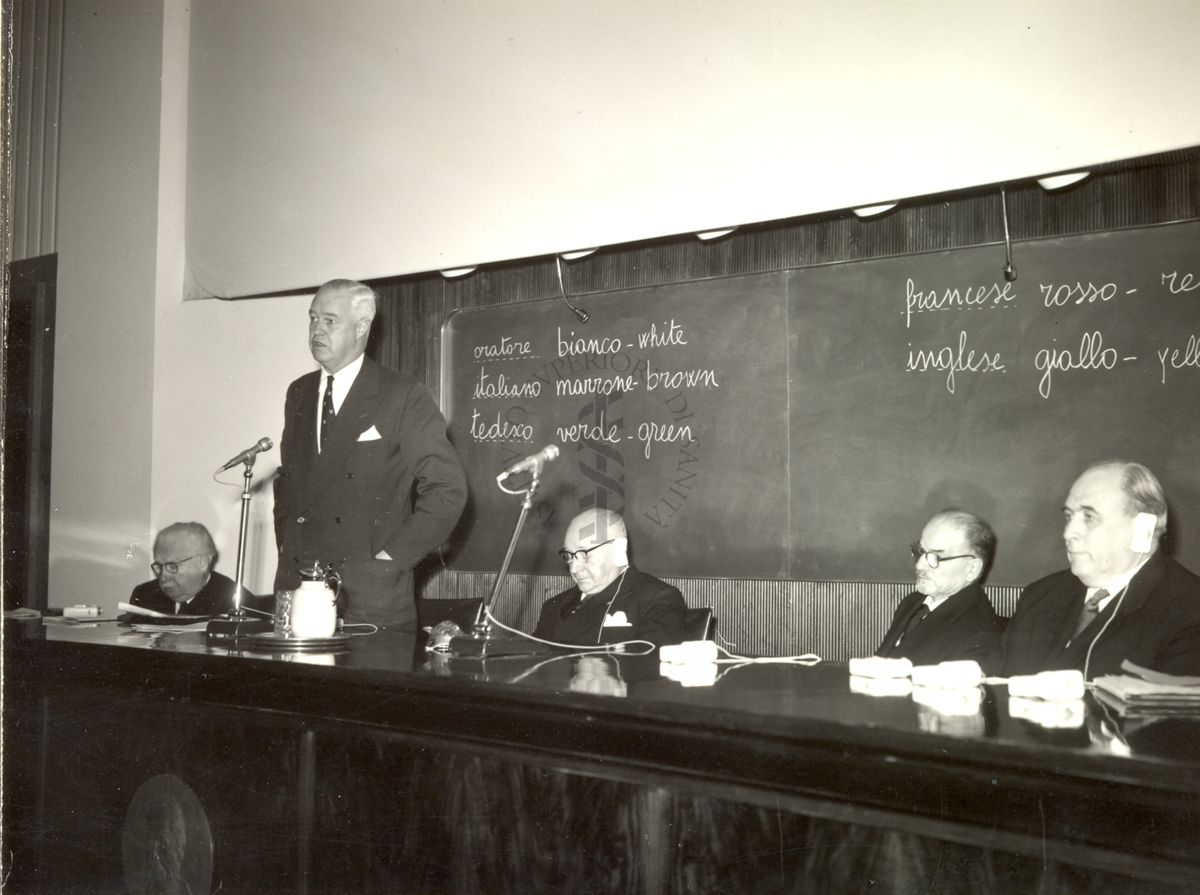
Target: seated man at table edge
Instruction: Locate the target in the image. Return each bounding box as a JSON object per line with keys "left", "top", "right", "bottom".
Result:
{"left": 876, "top": 509, "right": 1003, "bottom": 673}
{"left": 1001, "top": 460, "right": 1200, "bottom": 679}
{"left": 129, "top": 522, "right": 252, "bottom": 615}
{"left": 534, "top": 509, "right": 687, "bottom": 647}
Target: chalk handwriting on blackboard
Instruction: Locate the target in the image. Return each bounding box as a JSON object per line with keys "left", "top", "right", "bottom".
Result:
{"left": 474, "top": 336, "right": 533, "bottom": 360}
{"left": 558, "top": 328, "right": 622, "bottom": 356}
{"left": 905, "top": 278, "right": 1015, "bottom": 328}
{"left": 444, "top": 221, "right": 1200, "bottom": 580}
{"left": 635, "top": 421, "right": 695, "bottom": 460}
{"left": 905, "top": 330, "right": 1006, "bottom": 394}
{"left": 1040, "top": 281, "right": 1133, "bottom": 307}
{"left": 637, "top": 319, "right": 689, "bottom": 349}
{"left": 1162, "top": 271, "right": 1199, "bottom": 294}
{"left": 556, "top": 411, "right": 622, "bottom": 446}
{"left": 1158, "top": 335, "right": 1200, "bottom": 383}
{"left": 470, "top": 408, "right": 534, "bottom": 442}
{"left": 472, "top": 367, "right": 543, "bottom": 399}
{"left": 1034, "top": 331, "right": 1137, "bottom": 399}
{"left": 645, "top": 363, "right": 720, "bottom": 391}
{"left": 530, "top": 352, "right": 642, "bottom": 390}
{"left": 556, "top": 374, "right": 639, "bottom": 396}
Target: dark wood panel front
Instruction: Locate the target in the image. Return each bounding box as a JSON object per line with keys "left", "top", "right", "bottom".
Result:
{"left": 8, "top": 688, "right": 306, "bottom": 894}
{"left": 6, "top": 624, "right": 1199, "bottom": 893}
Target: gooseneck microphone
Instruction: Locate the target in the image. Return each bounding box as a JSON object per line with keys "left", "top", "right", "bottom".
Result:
{"left": 555, "top": 256, "right": 590, "bottom": 323}
{"left": 217, "top": 437, "right": 274, "bottom": 472}
{"left": 497, "top": 444, "right": 560, "bottom": 482}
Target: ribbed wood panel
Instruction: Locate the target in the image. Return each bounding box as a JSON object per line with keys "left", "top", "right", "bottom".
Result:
{"left": 421, "top": 568, "right": 1022, "bottom": 661}
{"left": 8, "top": 0, "right": 64, "bottom": 261}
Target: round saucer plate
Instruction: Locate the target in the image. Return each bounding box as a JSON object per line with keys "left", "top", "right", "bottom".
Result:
{"left": 245, "top": 631, "right": 351, "bottom": 651}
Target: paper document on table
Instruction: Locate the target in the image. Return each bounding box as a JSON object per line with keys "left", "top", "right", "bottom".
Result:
{"left": 118, "top": 601, "right": 209, "bottom": 622}
{"left": 131, "top": 621, "right": 211, "bottom": 633}
{"left": 1093, "top": 671, "right": 1200, "bottom": 716}
{"left": 1120, "top": 660, "right": 1200, "bottom": 687}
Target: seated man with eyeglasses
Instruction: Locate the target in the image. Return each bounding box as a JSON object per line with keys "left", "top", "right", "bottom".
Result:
{"left": 534, "top": 508, "right": 687, "bottom": 647}
{"left": 128, "top": 522, "right": 252, "bottom": 616}
{"left": 875, "top": 509, "right": 1003, "bottom": 672}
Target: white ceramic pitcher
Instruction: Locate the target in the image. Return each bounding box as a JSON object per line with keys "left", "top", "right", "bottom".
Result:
{"left": 290, "top": 561, "right": 341, "bottom": 638}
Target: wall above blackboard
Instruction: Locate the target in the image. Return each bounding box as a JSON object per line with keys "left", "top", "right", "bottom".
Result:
{"left": 442, "top": 221, "right": 1200, "bottom": 586}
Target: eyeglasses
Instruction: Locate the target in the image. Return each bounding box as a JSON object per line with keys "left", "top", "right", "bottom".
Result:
{"left": 910, "top": 543, "right": 974, "bottom": 569}
{"left": 558, "top": 539, "right": 614, "bottom": 563}
{"left": 151, "top": 554, "right": 202, "bottom": 576}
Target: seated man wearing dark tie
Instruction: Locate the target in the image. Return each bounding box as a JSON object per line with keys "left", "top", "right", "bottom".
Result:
{"left": 1002, "top": 461, "right": 1200, "bottom": 679}
{"left": 534, "top": 509, "right": 687, "bottom": 647}
{"left": 129, "top": 522, "right": 251, "bottom": 615}
{"left": 876, "top": 509, "right": 1003, "bottom": 672}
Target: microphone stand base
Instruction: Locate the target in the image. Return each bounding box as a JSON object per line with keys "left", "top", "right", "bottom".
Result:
{"left": 448, "top": 628, "right": 548, "bottom": 659}
{"left": 206, "top": 614, "right": 273, "bottom": 645}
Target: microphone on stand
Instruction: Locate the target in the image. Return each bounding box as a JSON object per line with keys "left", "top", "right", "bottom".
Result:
{"left": 207, "top": 436, "right": 276, "bottom": 643}
{"left": 455, "top": 445, "right": 560, "bottom": 657}
{"left": 216, "top": 437, "right": 273, "bottom": 473}
{"left": 496, "top": 445, "right": 560, "bottom": 482}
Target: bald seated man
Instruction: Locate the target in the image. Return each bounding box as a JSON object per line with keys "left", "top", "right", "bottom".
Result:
{"left": 1002, "top": 460, "right": 1200, "bottom": 679}
{"left": 876, "top": 509, "right": 1003, "bottom": 672}
{"left": 534, "top": 509, "right": 687, "bottom": 647}
{"left": 129, "top": 522, "right": 252, "bottom": 615}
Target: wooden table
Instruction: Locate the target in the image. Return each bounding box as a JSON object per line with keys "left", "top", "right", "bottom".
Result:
{"left": 4, "top": 619, "right": 1198, "bottom": 894}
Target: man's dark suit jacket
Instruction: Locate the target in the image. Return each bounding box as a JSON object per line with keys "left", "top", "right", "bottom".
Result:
{"left": 534, "top": 565, "right": 687, "bottom": 647}
{"left": 274, "top": 357, "right": 467, "bottom": 627}
{"left": 875, "top": 582, "right": 1003, "bottom": 673}
{"left": 1001, "top": 553, "right": 1200, "bottom": 679}
{"left": 129, "top": 571, "right": 248, "bottom": 616}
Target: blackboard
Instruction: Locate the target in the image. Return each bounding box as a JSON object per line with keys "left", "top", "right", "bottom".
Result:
{"left": 443, "top": 274, "right": 791, "bottom": 578}
{"left": 442, "top": 221, "right": 1200, "bottom": 585}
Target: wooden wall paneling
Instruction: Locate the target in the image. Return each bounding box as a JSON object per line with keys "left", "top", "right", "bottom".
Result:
{"left": 418, "top": 570, "right": 1024, "bottom": 659}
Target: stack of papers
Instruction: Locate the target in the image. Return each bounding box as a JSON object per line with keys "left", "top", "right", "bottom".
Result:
{"left": 118, "top": 601, "right": 209, "bottom": 622}
{"left": 130, "top": 621, "right": 211, "bottom": 633}
{"left": 118, "top": 601, "right": 211, "bottom": 633}
{"left": 1092, "top": 661, "right": 1200, "bottom": 716}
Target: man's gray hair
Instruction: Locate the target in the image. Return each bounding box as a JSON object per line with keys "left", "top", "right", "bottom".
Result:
{"left": 154, "top": 521, "right": 217, "bottom": 560}
{"left": 570, "top": 508, "right": 627, "bottom": 544}
{"left": 931, "top": 508, "right": 996, "bottom": 574}
{"left": 1088, "top": 459, "right": 1168, "bottom": 541}
{"left": 316, "top": 278, "right": 377, "bottom": 323}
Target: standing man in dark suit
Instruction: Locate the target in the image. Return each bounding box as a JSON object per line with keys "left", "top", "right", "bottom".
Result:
{"left": 273, "top": 279, "right": 467, "bottom": 628}
{"left": 876, "top": 509, "right": 1003, "bottom": 672}
{"left": 1002, "top": 461, "right": 1200, "bottom": 679}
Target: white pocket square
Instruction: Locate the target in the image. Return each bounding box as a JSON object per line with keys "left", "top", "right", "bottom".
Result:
{"left": 357, "top": 425, "right": 382, "bottom": 442}
{"left": 603, "top": 611, "right": 631, "bottom": 627}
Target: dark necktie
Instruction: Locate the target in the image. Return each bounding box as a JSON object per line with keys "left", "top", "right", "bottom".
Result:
{"left": 320, "top": 374, "right": 335, "bottom": 452}
{"left": 892, "top": 603, "right": 929, "bottom": 649}
{"left": 1071, "top": 589, "right": 1108, "bottom": 640}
